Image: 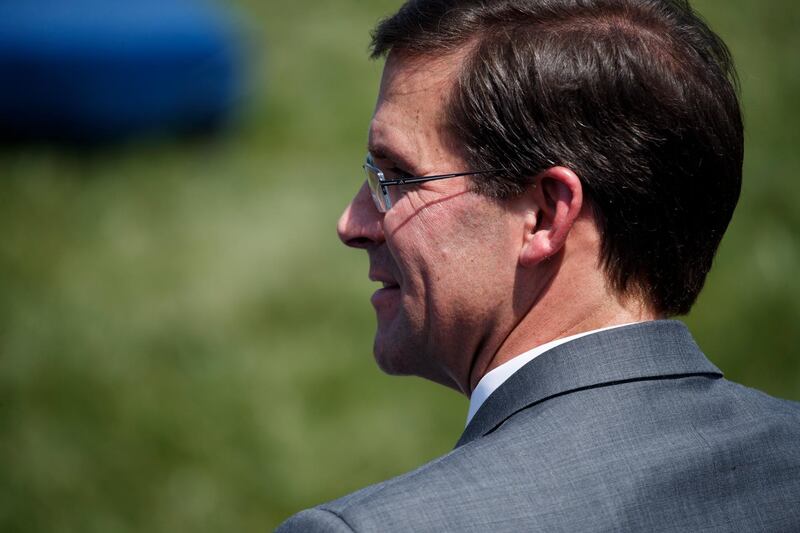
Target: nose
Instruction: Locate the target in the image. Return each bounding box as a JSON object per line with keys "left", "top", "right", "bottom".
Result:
{"left": 337, "top": 181, "right": 385, "bottom": 249}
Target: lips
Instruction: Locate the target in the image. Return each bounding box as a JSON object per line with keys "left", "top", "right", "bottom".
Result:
{"left": 369, "top": 270, "right": 400, "bottom": 288}
{"left": 369, "top": 270, "right": 400, "bottom": 310}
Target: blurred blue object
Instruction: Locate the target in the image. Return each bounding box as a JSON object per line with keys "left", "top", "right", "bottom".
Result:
{"left": 0, "top": 0, "right": 244, "bottom": 142}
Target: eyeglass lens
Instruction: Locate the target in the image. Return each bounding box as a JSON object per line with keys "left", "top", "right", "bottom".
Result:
{"left": 363, "top": 164, "right": 388, "bottom": 212}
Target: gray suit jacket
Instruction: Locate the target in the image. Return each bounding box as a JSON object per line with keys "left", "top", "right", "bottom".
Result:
{"left": 277, "top": 320, "right": 800, "bottom": 532}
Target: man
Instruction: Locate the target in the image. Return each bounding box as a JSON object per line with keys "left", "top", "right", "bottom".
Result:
{"left": 278, "top": 0, "right": 800, "bottom": 531}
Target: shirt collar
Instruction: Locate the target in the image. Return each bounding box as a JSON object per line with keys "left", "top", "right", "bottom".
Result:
{"left": 466, "top": 323, "right": 638, "bottom": 426}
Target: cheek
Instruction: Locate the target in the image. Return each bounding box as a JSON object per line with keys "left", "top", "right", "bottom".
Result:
{"left": 384, "top": 199, "right": 451, "bottom": 264}
{"left": 451, "top": 215, "right": 519, "bottom": 295}
{"left": 386, "top": 194, "right": 517, "bottom": 292}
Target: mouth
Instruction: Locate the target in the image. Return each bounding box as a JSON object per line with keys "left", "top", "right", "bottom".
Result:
{"left": 370, "top": 273, "right": 401, "bottom": 309}
{"left": 369, "top": 269, "right": 400, "bottom": 288}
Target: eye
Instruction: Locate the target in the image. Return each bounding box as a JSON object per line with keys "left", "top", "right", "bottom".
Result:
{"left": 387, "top": 166, "right": 414, "bottom": 180}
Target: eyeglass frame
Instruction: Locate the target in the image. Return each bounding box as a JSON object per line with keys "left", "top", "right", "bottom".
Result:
{"left": 363, "top": 154, "right": 504, "bottom": 213}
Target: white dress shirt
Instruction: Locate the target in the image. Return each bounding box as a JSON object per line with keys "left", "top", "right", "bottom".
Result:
{"left": 466, "top": 323, "right": 637, "bottom": 426}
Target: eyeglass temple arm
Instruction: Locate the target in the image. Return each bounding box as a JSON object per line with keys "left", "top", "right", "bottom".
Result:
{"left": 380, "top": 169, "right": 503, "bottom": 187}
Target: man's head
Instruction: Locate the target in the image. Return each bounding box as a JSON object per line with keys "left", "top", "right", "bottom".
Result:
{"left": 338, "top": 0, "right": 743, "bottom": 392}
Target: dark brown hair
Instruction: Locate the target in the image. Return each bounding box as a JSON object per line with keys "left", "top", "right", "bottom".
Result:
{"left": 371, "top": 0, "right": 743, "bottom": 316}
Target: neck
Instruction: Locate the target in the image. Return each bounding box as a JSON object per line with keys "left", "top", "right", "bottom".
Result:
{"left": 467, "top": 268, "right": 659, "bottom": 393}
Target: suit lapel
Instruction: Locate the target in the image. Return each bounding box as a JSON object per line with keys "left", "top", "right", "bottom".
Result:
{"left": 456, "top": 320, "right": 722, "bottom": 448}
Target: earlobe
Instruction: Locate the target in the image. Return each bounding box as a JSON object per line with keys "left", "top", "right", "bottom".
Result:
{"left": 518, "top": 166, "right": 583, "bottom": 267}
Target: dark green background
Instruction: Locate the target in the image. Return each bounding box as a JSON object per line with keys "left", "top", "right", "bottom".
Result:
{"left": 1, "top": 1, "right": 797, "bottom": 531}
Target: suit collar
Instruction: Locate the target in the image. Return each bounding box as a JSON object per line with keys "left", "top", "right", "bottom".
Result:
{"left": 456, "top": 320, "right": 722, "bottom": 448}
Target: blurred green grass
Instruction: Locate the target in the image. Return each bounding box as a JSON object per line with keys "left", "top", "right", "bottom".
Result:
{"left": 0, "top": 1, "right": 798, "bottom": 531}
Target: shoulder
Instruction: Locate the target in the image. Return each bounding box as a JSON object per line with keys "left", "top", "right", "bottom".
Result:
{"left": 275, "top": 440, "right": 515, "bottom": 532}
{"left": 275, "top": 507, "right": 356, "bottom": 532}
{"left": 276, "top": 372, "right": 800, "bottom": 532}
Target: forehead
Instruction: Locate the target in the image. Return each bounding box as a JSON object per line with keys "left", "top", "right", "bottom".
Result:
{"left": 378, "top": 51, "right": 456, "bottom": 100}
{"left": 369, "top": 52, "right": 465, "bottom": 167}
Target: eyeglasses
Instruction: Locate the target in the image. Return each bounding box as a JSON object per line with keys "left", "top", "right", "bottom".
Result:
{"left": 363, "top": 154, "right": 503, "bottom": 213}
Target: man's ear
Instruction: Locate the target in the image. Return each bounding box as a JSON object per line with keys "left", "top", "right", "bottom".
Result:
{"left": 519, "top": 166, "right": 584, "bottom": 267}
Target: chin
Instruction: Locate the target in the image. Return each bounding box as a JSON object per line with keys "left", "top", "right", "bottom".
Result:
{"left": 373, "top": 335, "right": 461, "bottom": 391}
{"left": 372, "top": 335, "right": 411, "bottom": 376}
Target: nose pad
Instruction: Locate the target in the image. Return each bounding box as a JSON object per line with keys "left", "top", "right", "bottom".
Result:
{"left": 337, "top": 181, "right": 385, "bottom": 249}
